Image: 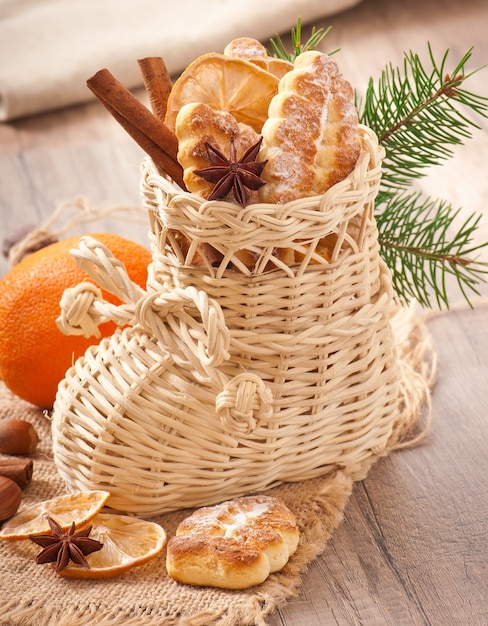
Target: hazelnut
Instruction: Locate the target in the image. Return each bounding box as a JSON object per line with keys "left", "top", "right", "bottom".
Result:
{"left": 0, "top": 475, "right": 22, "bottom": 522}
{"left": 0, "top": 419, "right": 39, "bottom": 455}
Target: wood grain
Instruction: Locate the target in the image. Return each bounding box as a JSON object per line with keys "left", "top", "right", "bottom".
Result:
{"left": 0, "top": 0, "right": 487, "bottom": 624}
{"left": 268, "top": 305, "right": 488, "bottom": 626}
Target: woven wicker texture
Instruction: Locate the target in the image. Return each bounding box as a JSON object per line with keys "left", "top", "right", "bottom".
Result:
{"left": 52, "top": 126, "right": 401, "bottom": 517}
{"left": 2, "top": 301, "right": 436, "bottom": 625}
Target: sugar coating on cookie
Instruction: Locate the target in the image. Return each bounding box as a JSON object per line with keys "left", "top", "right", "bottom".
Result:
{"left": 258, "top": 50, "right": 361, "bottom": 204}
{"left": 224, "top": 37, "right": 268, "bottom": 59}
{"left": 175, "top": 102, "right": 260, "bottom": 200}
{"left": 166, "top": 495, "right": 299, "bottom": 589}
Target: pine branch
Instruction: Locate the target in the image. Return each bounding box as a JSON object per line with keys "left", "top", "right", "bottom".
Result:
{"left": 358, "top": 46, "right": 488, "bottom": 192}
{"left": 357, "top": 45, "right": 488, "bottom": 307}
{"left": 376, "top": 191, "right": 488, "bottom": 308}
{"left": 268, "top": 17, "right": 336, "bottom": 61}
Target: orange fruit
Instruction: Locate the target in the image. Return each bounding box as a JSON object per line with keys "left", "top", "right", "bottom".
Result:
{"left": 0, "top": 233, "right": 151, "bottom": 408}
{"left": 55, "top": 513, "right": 167, "bottom": 578}
{"left": 165, "top": 53, "right": 280, "bottom": 134}
{"left": 0, "top": 490, "right": 110, "bottom": 540}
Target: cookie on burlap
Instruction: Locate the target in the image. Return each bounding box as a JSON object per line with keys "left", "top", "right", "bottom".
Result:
{"left": 166, "top": 495, "right": 299, "bottom": 589}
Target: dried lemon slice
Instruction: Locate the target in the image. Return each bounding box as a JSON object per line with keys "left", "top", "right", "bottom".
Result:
{"left": 0, "top": 490, "right": 110, "bottom": 540}
{"left": 165, "top": 53, "right": 280, "bottom": 134}
{"left": 56, "top": 513, "right": 167, "bottom": 578}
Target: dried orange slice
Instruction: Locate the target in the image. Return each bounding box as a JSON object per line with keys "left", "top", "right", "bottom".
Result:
{"left": 0, "top": 490, "right": 110, "bottom": 540}
{"left": 165, "top": 53, "right": 280, "bottom": 134}
{"left": 248, "top": 57, "right": 293, "bottom": 79}
{"left": 56, "top": 513, "right": 167, "bottom": 578}
{"left": 223, "top": 36, "right": 292, "bottom": 79}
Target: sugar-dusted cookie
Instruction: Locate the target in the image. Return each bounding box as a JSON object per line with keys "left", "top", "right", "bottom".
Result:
{"left": 175, "top": 102, "right": 260, "bottom": 201}
{"left": 258, "top": 51, "right": 361, "bottom": 204}
{"left": 223, "top": 36, "right": 268, "bottom": 59}
{"left": 166, "top": 495, "right": 299, "bottom": 589}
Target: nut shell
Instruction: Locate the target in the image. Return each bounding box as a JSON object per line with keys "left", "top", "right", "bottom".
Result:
{"left": 0, "top": 475, "right": 22, "bottom": 522}
{"left": 0, "top": 419, "right": 39, "bottom": 455}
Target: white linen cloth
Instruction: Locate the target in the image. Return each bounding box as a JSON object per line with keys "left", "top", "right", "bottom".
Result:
{"left": 0, "top": 0, "right": 361, "bottom": 121}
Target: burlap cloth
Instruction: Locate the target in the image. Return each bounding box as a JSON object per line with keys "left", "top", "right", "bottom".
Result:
{"left": 0, "top": 305, "right": 436, "bottom": 626}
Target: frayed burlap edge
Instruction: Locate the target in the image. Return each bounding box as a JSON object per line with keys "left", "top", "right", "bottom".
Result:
{"left": 0, "top": 304, "right": 435, "bottom": 626}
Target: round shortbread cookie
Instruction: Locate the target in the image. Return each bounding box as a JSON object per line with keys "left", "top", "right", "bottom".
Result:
{"left": 175, "top": 102, "right": 260, "bottom": 201}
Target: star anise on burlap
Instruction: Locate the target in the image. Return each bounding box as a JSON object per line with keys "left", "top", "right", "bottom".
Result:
{"left": 30, "top": 516, "right": 103, "bottom": 572}
{"left": 194, "top": 136, "right": 268, "bottom": 206}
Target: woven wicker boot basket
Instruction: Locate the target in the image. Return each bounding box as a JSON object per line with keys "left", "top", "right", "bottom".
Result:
{"left": 51, "top": 125, "right": 401, "bottom": 517}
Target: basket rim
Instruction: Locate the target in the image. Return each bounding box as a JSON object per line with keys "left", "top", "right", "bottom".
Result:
{"left": 141, "top": 125, "right": 385, "bottom": 247}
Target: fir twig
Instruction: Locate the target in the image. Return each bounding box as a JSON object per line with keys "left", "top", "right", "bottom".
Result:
{"left": 358, "top": 45, "right": 488, "bottom": 307}
{"left": 358, "top": 45, "right": 488, "bottom": 192}
{"left": 268, "top": 17, "right": 335, "bottom": 61}
{"left": 376, "top": 191, "right": 488, "bottom": 308}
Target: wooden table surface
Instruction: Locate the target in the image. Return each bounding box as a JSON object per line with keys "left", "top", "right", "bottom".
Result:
{"left": 1, "top": 0, "right": 487, "bottom": 624}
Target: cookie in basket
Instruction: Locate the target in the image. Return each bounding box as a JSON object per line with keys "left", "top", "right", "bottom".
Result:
{"left": 258, "top": 50, "right": 361, "bottom": 203}
{"left": 166, "top": 495, "right": 299, "bottom": 589}
{"left": 175, "top": 101, "right": 260, "bottom": 201}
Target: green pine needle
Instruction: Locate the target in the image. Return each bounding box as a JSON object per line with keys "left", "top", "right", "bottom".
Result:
{"left": 268, "top": 17, "right": 335, "bottom": 61}
{"left": 358, "top": 45, "right": 488, "bottom": 192}
{"left": 376, "top": 191, "right": 488, "bottom": 308}
{"left": 358, "top": 45, "right": 488, "bottom": 307}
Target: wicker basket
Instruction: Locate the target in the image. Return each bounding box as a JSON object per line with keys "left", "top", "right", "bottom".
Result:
{"left": 51, "top": 126, "right": 400, "bottom": 516}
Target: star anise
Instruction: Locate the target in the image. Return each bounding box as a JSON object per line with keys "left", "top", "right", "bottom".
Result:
{"left": 30, "top": 516, "right": 103, "bottom": 572}
{"left": 194, "top": 136, "right": 268, "bottom": 206}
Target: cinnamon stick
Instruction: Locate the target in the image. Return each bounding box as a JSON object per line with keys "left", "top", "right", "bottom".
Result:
{"left": 86, "top": 69, "right": 186, "bottom": 189}
{"left": 138, "top": 57, "right": 172, "bottom": 122}
{"left": 0, "top": 457, "right": 33, "bottom": 488}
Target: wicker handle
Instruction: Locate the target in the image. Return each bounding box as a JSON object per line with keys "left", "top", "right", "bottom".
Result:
{"left": 57, "top": 280, "right": 142, "bottom": 338}
{"left": 71, "top": 236, "right": 147, "bottom": 304}
{"left": 57, "top": 236, "right": 275, "bottom": 428}
{"left": 134, "top": 286, "right": 230, "bottom": 370}
{"left": 57, "top": 236, "right": 231, "bottom": 365}
{"left": 56, "top": 235, "right": 148, "bottom": 338}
